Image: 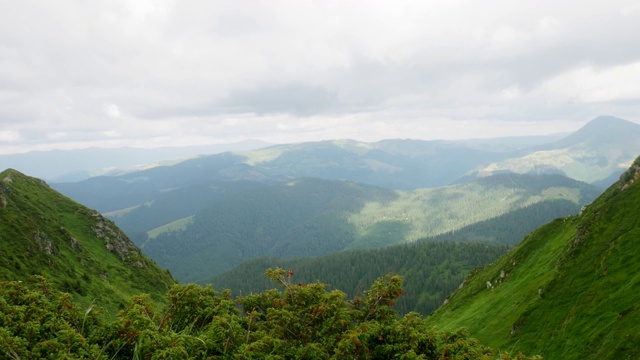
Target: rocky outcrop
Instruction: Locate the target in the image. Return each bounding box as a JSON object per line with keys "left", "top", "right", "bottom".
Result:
{"left": 88, "top": 210, "right": 145, "bottom": 267}
{"left": 619, "top": 157, "right": 640, "bottom": 191}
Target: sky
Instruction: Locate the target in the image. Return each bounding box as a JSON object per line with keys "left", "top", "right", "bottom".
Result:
{"left": 1, "top": 0, "right": 640, "bottom": 154}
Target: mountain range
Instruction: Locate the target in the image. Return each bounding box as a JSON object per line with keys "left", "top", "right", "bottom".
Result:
{"left": 44, "top": 116, "right": 639, "bottom": 283}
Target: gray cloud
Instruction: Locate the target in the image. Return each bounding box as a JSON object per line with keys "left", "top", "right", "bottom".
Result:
{"left": 1, "top": 0, "right": 639, "bottom": 154}
{"left": 223, "top": 84, "right": 341, "bottom": 116}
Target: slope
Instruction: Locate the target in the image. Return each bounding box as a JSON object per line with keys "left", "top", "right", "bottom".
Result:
{"left": 209, "top": 198, "right": 587, "bottom": 316}
{"left": 427, "top": 156, "right": 640, "bottom": 359}
{"left": 143, "top": 174, "right": 600, "bottom": 283}
{"left": 0, "top": 169, "right": 175, "bottom": 311}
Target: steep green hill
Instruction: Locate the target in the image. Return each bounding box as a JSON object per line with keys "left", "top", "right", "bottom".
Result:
{"left": 0, "top": 169, "right": 175, "bottom": 311}
{"left": 427, "top": 156, "right": 640, "bottom": 359}
{"left": 144, "top": 174, "right": 600, "bottom": 282}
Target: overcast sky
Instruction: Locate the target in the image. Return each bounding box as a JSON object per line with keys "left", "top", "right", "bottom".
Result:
{"left": 1, "top": 0, "right": 640, "bottom": 154}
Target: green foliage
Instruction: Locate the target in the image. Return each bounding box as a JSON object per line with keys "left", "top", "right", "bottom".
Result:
{"left": 428, "top": 156, "right": 640, "bottom": 359}
{"left": 1, "top": 272, "right": 539, "bottom": 359}
{"left": 0, "top": 276, "right": 105, "bottom": 359}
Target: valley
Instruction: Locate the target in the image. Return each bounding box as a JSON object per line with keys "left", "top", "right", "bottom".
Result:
{"left": 1, "top": 116, "right": 640, "bottom": 358}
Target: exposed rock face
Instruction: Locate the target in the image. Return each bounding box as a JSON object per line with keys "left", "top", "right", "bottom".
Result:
{"left": 619, "top": 159, "right": 640, "bottom": 190}
{"left": 88, "top": 210, "right": 145, "bottom": 267}
{"left": 34, "top": 229, "right": 54, "bottom": 256}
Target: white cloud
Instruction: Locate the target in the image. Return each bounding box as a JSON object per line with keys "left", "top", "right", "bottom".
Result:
{"left": 0, "top": 0, "right": 639, "bottom": 154}
{"left": 0, "top": 131, "right": 20, "bottom": 142}
{"left": 537, "top": 62, "right": 640, "bottom": 103}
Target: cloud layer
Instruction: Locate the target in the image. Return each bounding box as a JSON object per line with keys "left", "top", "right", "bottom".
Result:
{"left": 1, "top": 0, "right": 639, "bottom": 153}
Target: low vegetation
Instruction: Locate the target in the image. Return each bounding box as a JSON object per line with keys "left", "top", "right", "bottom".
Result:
{"left": 0, "top": 271, "right": 539, "bottom": 359}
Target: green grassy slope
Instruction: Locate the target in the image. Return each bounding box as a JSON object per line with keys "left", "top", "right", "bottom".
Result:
{"left": 427, "top": 156, "right": 640, "bottom": 359}
{"left": 0, "top": 169, "right": 175, "bottom": 311}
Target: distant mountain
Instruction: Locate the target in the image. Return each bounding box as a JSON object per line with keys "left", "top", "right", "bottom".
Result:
{"left": 427, "top": 156, "right": 640, "bottom": 359}
{"left": 0, "top": 140, "right": 271, "bottom": 182}
{"left": 143, "top": 174, "right": 600, "bottom": 283}
{"left": 50, "top": 133, "right": 578, "bottom": 234}
{"left": 52, "top": 117, "right": 636, "bottom": 221}
{"left": 0, "top": 169, "right": 175, "bottom": 310}
{"left": 475, "top": 116, "right": 640, "bottom": 184}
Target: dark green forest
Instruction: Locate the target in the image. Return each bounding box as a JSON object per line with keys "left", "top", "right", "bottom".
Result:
{"left": 206, "top": 199, "right": 583, "bottom": 316}
{"left": 211, "top": 241, "right": 508, "bottom": 315}
{"left": 143, "top": 175, "right": 599, "bottom": 283}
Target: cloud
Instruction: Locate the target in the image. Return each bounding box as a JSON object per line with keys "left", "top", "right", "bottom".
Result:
{"left": 223, "top": 84, "right": 341, "bottom": 116}
{"left": 0, "top": 0, "right": 639, "bottom": 154}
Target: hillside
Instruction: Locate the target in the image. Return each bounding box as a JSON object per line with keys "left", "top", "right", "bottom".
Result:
{"left": 0, "top": 169, "right": 175, "bottom": 310}
{"left": 427, "top": 156, "right": 640, "bottom": 359}
{"left": 209, "top": 198, "right": 586, "bottom": 315}
{"left": 143, "top": 174, "right": 600, "bottom": 283}
{"left": 49, "top": 117, "right": 636, "bottom": 244}
{"left": 477, "top": 116, "right": 640, "bottom": 185}
{"left": 211, "top": 242, "right": 508, "bottom": 316}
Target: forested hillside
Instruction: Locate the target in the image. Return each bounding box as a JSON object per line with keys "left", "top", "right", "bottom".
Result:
{"left": 209, "top": 198, "right": 585, "bottom": 315}
{"left": 427, "top": 156, "right": 640, "bottom": 359}
{"left": 143, "top": 174, "right": 600, "bottom": 282}
{"left": 0, "top": 169, "right": 175, "bottom": 310}
{"left": 211, "top": 241, "right": 508, "bottom": 315}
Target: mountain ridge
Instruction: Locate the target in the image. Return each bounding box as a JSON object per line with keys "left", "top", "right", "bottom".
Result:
{"left": 0, "top": 168, "right": 175, "bottom": 310}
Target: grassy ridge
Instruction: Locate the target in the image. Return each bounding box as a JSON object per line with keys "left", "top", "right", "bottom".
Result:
{"left": 0, "top": 169, "right": 175, "bottom": 311}
{"left": 427, "top": 157, "right": 640, "bottom": 359}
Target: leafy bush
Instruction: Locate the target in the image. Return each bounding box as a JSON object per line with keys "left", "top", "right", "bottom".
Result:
{"left": 1, "top": 272, "right": 539, "bottom": 359}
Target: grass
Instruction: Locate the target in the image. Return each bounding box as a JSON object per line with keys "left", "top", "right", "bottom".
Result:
{"left": 427, "top": 158, "right": 640, "bottom": 359}
{"left": 348, "top": 175, "right": 594, "bottom": 244}
{"left": 0, "top": 169, "right": 175, "bottom": 314}
{"left": 146, "top": 216, "right": 194, "bottom": 240}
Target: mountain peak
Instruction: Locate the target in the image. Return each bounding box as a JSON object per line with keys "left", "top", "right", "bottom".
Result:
{"left": 581, "top": 115, "right": 639, "bottom": 131}
{"left": 574, "top": 115, "right": 640, "bottom": 138}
